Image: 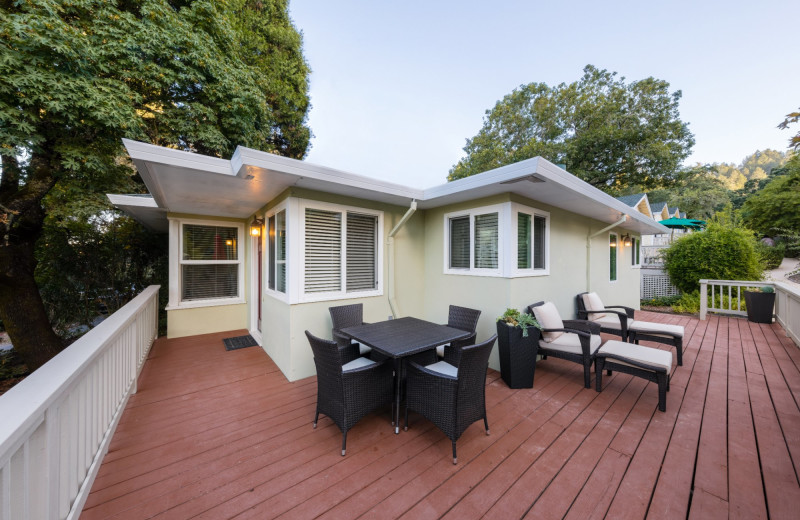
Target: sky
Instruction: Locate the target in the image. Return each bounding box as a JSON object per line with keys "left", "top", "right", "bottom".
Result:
{"left": 289, "top": 0, "right": 799, "bottom": 189}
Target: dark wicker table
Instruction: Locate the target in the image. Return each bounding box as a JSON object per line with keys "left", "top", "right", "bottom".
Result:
{"left": 340, "top": 317, "right": 470, "bottom": 434}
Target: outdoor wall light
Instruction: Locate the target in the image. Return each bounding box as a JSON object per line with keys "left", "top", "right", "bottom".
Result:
{"left": 250, "top": 217, "right": 264, "bottom": 237}
{"left": 622, "top": 234, "right": 632, "bottom": 247}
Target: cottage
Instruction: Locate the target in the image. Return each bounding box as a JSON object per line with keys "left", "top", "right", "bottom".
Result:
{"left": 110, "top": 139, "right": 667, "bottom": 381}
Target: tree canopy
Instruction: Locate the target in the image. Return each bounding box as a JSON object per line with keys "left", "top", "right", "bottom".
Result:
{"left": 740, "top": 154, "right": 800, "bottom": 236}
{"left": 710, "top": 149, "right": 789, "bottom": 190}
{"left": 448, "top": 65, "right": 694, "bottom": 194}
{"left": 0, "top": 0, "right": 311, "bottom": 370}
{"left": 646, "top": 166, "right": 730, "bottom": 220}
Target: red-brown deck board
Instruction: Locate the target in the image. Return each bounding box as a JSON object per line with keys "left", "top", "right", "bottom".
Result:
{"left": 82, "top": 311, "right": 800, "bottom": 519}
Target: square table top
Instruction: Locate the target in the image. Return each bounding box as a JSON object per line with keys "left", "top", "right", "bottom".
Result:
{"left": 340, "top": 317, "right": 470, "bottom": 359}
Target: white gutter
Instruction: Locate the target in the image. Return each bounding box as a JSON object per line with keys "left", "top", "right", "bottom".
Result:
{"left": 586, "top": 215, "right": 628, "bottom": 292}
{"left": 387, "top": 200, "right": 418, "bottom": 318}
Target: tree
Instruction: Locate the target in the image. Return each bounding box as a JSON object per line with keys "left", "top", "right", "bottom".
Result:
{"left": 741, "top": 154, "right": 800, "bottom": 236}
{"left": 779, "top": 108, "right": 800, "bottom": 151}
{"left": 448, "top": 65, "right": 695, "bottom": 194}
{"left": 0, "top": 0, "right": 310, "bottom": 370}
{"left": 710, "top": 149, "right": 788, "bottom": 190}
{"left": 661, "top": 168, "right": 730, "bottom": 220}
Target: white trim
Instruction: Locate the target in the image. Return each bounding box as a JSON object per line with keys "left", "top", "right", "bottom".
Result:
{"left": 510, "top": 202, "right": 551, "bottom": 278}
{"left": 631, "top": 236, "right": 642, "bottom": 269}
{"left": 609, "top": 232, "right": 619, "bottom": 283}
{"left": 249, "top": 213, "right": 265, "bottom": 339}
{"left": 296, "top": 199, "right": 384, "bottom": 304}
{"left": 265, "top": 201, "right": 290, "bottom": 304}
{"left": 443, "top": 203, "right": 505, "bottom": 277}
{"left": 167, "top": 217, "right": 246, "bottom": 309}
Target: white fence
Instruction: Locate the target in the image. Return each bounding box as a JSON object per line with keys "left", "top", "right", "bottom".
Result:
{"left": 0, "top": 286, "right": 159, "bottom": 520}
{"left": 775, "top": 282, "right": 800, "bottom": 347}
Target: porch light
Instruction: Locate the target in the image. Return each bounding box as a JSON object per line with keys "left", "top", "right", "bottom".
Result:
{"left": 622, "top": 233, "right": 632, "bottom": 247}
{"left": 250, "top": 217, "right": 264, "bottom": 237}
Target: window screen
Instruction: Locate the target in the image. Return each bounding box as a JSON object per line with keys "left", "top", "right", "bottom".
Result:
{"left": 304, "top": 209, "right": 342, "bottom": 293}
{"left": 533, "top": 215, "right": 546, "bottom": 269}
{"left": 610, "top": 234, "right": 618, "bottom": 281}
{"left": 181, "top": 224, "right": 239, "bottom": 302}
{"left": 449, "top": 216, "right": 470, "bottom": 269}
{"left": 474, "top": 213, "right": 498, "bottom": 269}
{"left": 346, "top": 212, "right": 377, "bottom": 291}
{"left": 518, "top": 213, "right": 531, "bottom": 269}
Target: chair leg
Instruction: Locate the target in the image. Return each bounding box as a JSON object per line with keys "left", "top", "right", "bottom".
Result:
{"left": 313, "top": 406, "right": 319, "bottom": 428}
{"left": 342, "top": 431, "right": 348, "bottom": 456}
{"left": 656, "top": 373, "right": 667, "bottom": 412}
{"left": 404, "top": 403, "right": 409, "bottom": 432}
{"left": 583, "top": 362, "right": 592, "bottom": 388}
{"left": 676, "top": 338, "right": 683, "bottom": 366}
{"left": 452, "top": 441, "right": 458, "bottom": 465}
{"left": 595, "top": 358, "right": 604, "bottom": 392}
{"left": 484, "top": 415, "right": 490, "bottom": 435}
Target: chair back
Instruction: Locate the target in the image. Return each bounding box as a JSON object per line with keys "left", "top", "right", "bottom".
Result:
{"left": 526, "top": 301, "right": 545, "bottom": 316}
{"left": 575, "top": 292, "right": 589, "bottom": 319}
{"left": 456, "top": 335, "right": 496, "bottom": 395}
{"left": 329, "top": 303, "right": 364, "bottom": 330}
{"left": 447, "top": 305, "right": 481, "bottom": 333}
{"left": 305, "top": 330, "right": 344, "bottom": 387}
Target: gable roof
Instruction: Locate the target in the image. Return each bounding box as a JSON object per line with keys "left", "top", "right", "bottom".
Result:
{"left": 615, "top": 194, "right": 646, "bottom": 207}
{"left": 650, "top": 201, "right": 668, "bottom": 212}
{"left": 111, "top": 139, "right": 668, "bottom": 235}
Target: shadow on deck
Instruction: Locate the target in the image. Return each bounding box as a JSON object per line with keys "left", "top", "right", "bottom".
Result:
{"left": 82, "top": 311, "right": 800, "bottom": 519}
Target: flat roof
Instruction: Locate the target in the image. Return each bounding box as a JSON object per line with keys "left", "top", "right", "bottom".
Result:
{"left": 111, "top": 139, "right": 668, "bottom": 235}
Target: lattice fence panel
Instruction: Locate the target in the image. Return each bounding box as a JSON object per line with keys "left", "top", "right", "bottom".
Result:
{"left": 642, "top": 274, "right": 680, "bottom": 299}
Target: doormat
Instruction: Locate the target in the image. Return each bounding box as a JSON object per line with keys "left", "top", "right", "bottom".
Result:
{"left": 223, "top": 334, "right": 258, "bottom": 351}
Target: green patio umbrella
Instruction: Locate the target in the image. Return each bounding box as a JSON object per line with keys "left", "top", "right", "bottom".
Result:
{"left": 659, "top": 217, "right": 706, "bottom": 230}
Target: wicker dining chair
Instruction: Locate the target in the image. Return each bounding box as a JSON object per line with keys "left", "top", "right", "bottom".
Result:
{"left": 404, "top": 334, "right": 497, "bottom": 464}
{"left": 528, "top": 301, "right": 602, "bottom": 388}
{"left": 305, "top": 331, "right": 393, "bottom": 456}
{"left": 329, "top": 303, "right": 371, "bottom": 360}
{"left": 436, "top": 305, "right": 482, "bottom": 366}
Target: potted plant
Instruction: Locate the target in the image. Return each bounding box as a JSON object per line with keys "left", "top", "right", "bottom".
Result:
{"left": 743, "top": 285, "right": 776, "bottom": 323}
{"left": 496, "top": 308, "right": 541, "bottom": 389}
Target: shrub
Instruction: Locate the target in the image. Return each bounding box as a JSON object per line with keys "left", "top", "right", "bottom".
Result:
{"left": 641, "top": 294, "right": 682, "bottom": 307}
{"left": 671, "top": 292, "right": 701, "bottom": 313}
{"left": 756, "top": 242, "right": 785, "bottom": 270}
{"left": 663, "top": 216, "right": 763, "bottom": 293}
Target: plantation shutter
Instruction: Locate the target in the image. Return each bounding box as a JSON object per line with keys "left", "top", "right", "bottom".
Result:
{"left": 533, "top": 215, "right": 546, "bottom": 269}
{"left": 518, "top": 213, "right": 531, "bottom": 269}
{"left": 474, "top": 213, "right": 498, "bottom": 269}
{"left": 610, "top": 235, "right": 618, "bottom": 281}
{"left": 346, "top": 212, "right": 377, "bottom": 291}
{"left": 305, "top": 209, "right": 342, "bottom": 293}
{"left": 181, "top": 224, "right": 238, "bottom": 301}
{"left": 449, "top": 216, "right": 470, "bottom": 269}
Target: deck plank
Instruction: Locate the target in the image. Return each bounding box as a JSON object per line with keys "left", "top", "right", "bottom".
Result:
{"left": 81, "top": 313, "right": 800, "bottom": 520}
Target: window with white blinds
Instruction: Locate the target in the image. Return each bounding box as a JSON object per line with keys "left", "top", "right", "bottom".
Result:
{"left": 301, "top": 203, "right": 382, "bottom": 299}
{"left": 474, "top": 213, "right": 498, "bottom": 269}
{"left": 449, "top": 216, "right": 470, "bottom": 269}
{"left": 268, "top": 210, "right": 287, "bottom": 293}
{"left": 513, "top": 206, "right": 549, "bottom": 275}
{"left": 179, "top": 223, "right": 242, "bottom": 303}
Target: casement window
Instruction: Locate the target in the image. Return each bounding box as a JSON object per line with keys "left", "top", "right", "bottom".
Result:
{"left": 444, "top": 202, "right": 549, "bottom": 277}
{"left": 299, "top": 201, "right": 383, "bottom": 302}
{"left": 168, "top": 219, "right": 245, "bottom": 309}
{"left": 267, "top": 209, "right": 287, "bottom": 293}
{"left": 631, "top": 236, "right": 641, "bottom": 267}
{"left": 610, "top": 233, "right": 618, "bottom": 282}
{"left": 445, "top": 204, "right": 503, "bottom": 276}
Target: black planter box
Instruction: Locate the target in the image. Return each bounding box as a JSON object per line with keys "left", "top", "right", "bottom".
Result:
{"left": 497, "top": 321, "right": 539, "bottom": 389}
{"left": 743, "top": 290, "right": 775, "bottom": 324}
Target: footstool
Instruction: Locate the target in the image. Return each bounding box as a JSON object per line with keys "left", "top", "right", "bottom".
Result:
{"left": 595, "top": 340, "right": 673, "bottom": 412}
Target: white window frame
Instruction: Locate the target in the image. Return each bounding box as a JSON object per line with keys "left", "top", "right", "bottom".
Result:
{"left": 631, "top": 236, "right": 641, "bottom": 268}
{"left": 609, "top": 232, "right": 619, "bottom": 283}
{"left": 296, "top": 199, "right": 384, "bottom": 304}
{"left": 265, "top": 201, "right": 290, "bottom": 304}
{"left": 510, "top": 202, "right": 550, "bottom": 278}
{"left": 442, "top": 203, "right": 506, "bottom": 277}
{"left": 166, "top": 217, "right": 246, "bottom": 310}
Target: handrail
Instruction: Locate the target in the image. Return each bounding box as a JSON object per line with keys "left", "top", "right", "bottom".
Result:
{"left": 775, "top": 281, "right": 800, "bottom": 346}
{"left": 0, "top": 285, "right": 159, "bottom": 520}
{"left": 699, "top": 279, "right": 772, "bottom": 320}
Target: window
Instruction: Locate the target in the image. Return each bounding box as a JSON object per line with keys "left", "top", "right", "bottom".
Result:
{"left": 444, "top": 204, "right": 503, "bottom": 275}
{"left": 169, "top": 220, "right": 245, "bottom": 308}
{"left": 268, "top": 210, "right": 286, "bottom": 293}
{"left": 631, "top": 236, "right": 641, "bottom": 267}
{"left": 516, "top": 210, "right": 548, "bottom": 272}
{"left": 610, "top": 233, "right": 618, "bottom": 282}
{"left": 299, "top": 201, "right": 382, "bottom": 301}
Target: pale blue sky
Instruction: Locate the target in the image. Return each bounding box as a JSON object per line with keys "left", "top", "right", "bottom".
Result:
{"left": 290, "top": 0, "right": 798, "bottom": 188}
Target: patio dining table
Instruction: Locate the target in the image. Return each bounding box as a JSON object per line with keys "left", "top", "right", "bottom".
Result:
{"left": 340, "top": 316, "right": 471, "bottom": 434}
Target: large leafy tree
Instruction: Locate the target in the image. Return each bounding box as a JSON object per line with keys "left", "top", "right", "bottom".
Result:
{"left": 741, "top": 154, "right": 800, "bottom": 236}
{"left": 449, "top": 65, "right": 695, "bottom": 193}
{"left": 0, "top": 0, "right": 310, "bottom": 370}
{"left": 646, "top": 166, "right": 730, "bottom": 219}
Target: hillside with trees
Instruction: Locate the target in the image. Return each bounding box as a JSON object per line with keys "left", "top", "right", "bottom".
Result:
{"left": 710, "top": 149, "right": 790, "bottom": 190}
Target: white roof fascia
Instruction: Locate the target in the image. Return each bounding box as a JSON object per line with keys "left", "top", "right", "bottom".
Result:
{"left": 233, "top": 146, "right": 424, "bottom": 201}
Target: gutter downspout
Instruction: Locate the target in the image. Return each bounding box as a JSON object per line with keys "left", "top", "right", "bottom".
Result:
{"left": 388, "top": 200, "right": 417, "bottom": 318}
{"left": 586, "top": 215, "right": 627, "bottom": 292}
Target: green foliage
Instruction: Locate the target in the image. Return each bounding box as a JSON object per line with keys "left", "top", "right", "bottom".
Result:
{"left": 761, "top": 286, "right": 775, "bottom": 293}
{"left": 755, "top": 242, "right": 785, "bottom": 270}
{"left": 774, "top": 229, "right": 800, "bottom": 258}
{"left": 663, "top": 211, "right": 764, "bottom": 293}
{"left": 778, "top": 108, "right": 800, "bottom": 151}
{"left": 741, "top": 154, "right": 800, "bottom": 236}
{"left": 710, "top": 149, "right": 789, "bottom": 190}
{"left": 0, "top": 350, "right": 28, "bottom": 380}
{"left": 671, "top": 291, "right": 701, "bottom": 314}
{"left": 641, "top": 165, "right": 729, "bottom": 219}
{"left": 641, "top": 294, "right": 682, "bottom": 307}
{"left": 448, "top": 65, "right": 694, "bottom": 194}
{"left": 497, "top": 308, "right": 540, "bottom": 337}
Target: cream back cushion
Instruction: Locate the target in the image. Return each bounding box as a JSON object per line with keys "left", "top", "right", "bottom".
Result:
{"left": 532, "top": 302, "right": 564, "bottom": 342}
{"left": 582, "top": 292, "right": 606, "bottom": 320}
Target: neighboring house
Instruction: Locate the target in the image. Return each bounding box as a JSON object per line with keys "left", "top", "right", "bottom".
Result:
{"left": 111, "top": 140, "right": 667, "bottom": 381}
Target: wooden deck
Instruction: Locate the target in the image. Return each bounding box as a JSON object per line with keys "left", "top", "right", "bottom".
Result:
{"left": 81, "top": 311, "right": 800, "bottom": 519}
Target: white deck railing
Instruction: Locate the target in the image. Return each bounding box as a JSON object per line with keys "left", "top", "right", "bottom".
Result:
{"left": 699, "top": 279, "right": 800, "bottom": 346}
{"left": 0, "top": 285, "right": 159, "bottom": 520}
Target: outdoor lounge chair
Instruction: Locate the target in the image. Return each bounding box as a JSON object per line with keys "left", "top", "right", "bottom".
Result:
{"left": 404, "top": 335, "right": 497, "bottom": 464}
{"left": 595, "top": 339, "right": 672, "bottom": 412}
{"left": 576, "top": 292, "right": 684, "bottom": 365}
{"left": 435, "top": 305, "right": 482, "bottom": 366}
{"left": 330, "top": 303, "right": 371, "bottom": 358}
{"left": 527, "top": 301, "right": 602, "bottom": 388}
{"left": 305, "top": 331, "right": 393, "bottom": 456}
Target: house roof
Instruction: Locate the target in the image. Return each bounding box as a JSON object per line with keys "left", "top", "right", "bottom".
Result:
{"left": 650, "top": 201, "right": 668, "bottom": 212}
{"left": 111, "top": 139, "right": 668, "bottom": 235}
{"left": 615, "top": 193, "right": 647, "bottom": 207}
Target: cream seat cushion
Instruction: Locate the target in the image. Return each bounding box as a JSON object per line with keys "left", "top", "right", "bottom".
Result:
{"left": 593, "top": 313, "right": 626, "bottom": 328}
{"left": 582, "top": 292, "right": 607, "bottom": 320}
{"left": 532, "top": 302, "right": 564, "bottom": 342}
{"left": 539, "top": 332, "right": 601, "bottom": 355}
{"left": 342, "top": 356, "right": 375, "bottom": 372}
{"left": 628, "top": 321, "right": 684, "bottom": 338}
{"left": 597, "top": 340, "right": 672, "bottom": 374}
{"left": 426, "top": 360, "right": 458, "bottom": 377}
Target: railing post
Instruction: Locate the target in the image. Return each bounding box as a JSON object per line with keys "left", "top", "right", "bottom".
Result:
{"left": 700, "top": 280, "right": 708, "bottom": 320}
